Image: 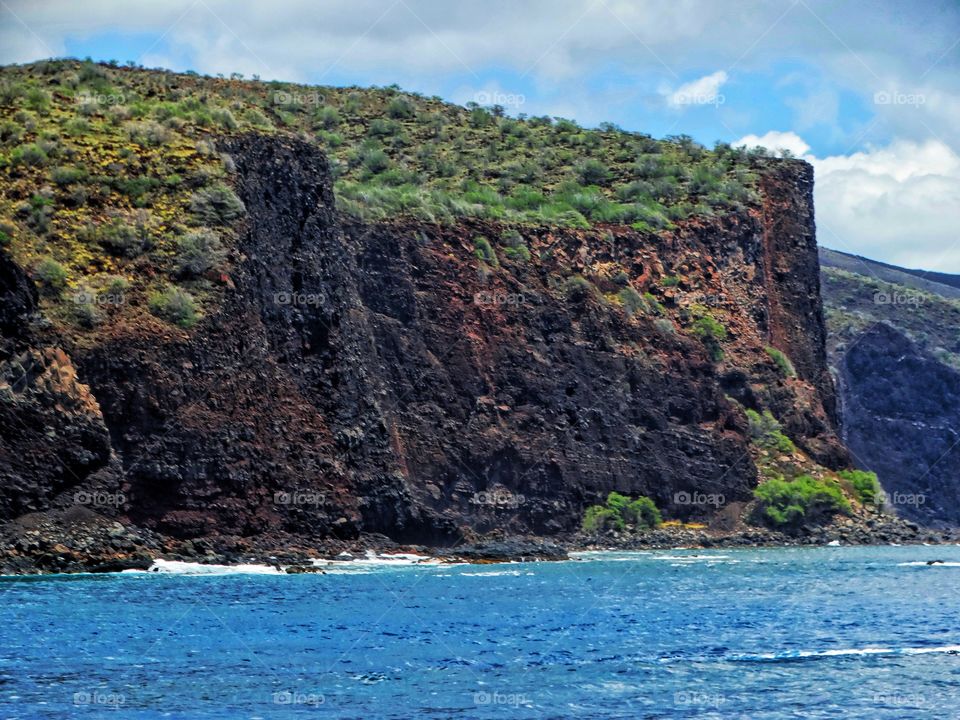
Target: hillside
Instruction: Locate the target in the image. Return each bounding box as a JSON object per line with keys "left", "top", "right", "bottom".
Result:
{"left": 820, "top": 249, "right": 960, "bottom": 526}
{"left": 0, "top": 59, "right": 916, "bottom": 571}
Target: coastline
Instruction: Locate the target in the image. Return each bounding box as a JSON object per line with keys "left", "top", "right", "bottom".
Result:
{"left": 1, "top": 505, "right": 957, "bottom": 575}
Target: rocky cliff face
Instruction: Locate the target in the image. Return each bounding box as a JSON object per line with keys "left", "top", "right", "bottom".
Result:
{"left": 820, "top": 252, "right": 960, "bottom": 528}
{"left": 836, "top": 324, "right": 960, "bottom": 527}
{"left": 0, "top": 135, "right": 845, "bottom": 558}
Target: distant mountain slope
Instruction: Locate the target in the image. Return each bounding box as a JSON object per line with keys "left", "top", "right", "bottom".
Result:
{"left": 820, "top": 248, "right": 960, "bottom": 299}
{"left": 820, "top": 251, "right": 960, "bottom": 527}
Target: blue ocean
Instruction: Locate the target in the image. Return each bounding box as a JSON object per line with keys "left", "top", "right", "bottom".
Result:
{"left": 2, "top": 546, "right": 959, "bottom": 719}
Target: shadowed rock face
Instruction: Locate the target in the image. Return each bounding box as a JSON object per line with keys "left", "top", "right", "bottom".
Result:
{"left": 0, "top": 250, "right": 111, "bottom": 520}
{"left": 837, "top": 323, "right": 960, "bottom": 528}
{"left": 0, "top": 136, "right": 845, "bottom": 549}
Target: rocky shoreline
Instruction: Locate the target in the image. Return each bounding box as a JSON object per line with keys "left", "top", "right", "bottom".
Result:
{"left": 0, "top": 506, "right": 956, "bottom": 575}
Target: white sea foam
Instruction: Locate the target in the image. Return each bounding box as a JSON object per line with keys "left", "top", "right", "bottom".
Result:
{"left": 650, "top": 554, "right": 733, "bottom": 562}
{"left": 896, "top": 561, "right": 960, "bottom": 567}
{"left": 734, "top": 645, "right": 960, "bottom": 661}
{"left": 130, "top": 559, "right": 283, "bottom": 575}
{"left": 309, "top": 550, "right": 441, "bottom": 573}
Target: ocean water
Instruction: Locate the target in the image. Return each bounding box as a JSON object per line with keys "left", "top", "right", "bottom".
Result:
{"left": 2, "top": 546, "right": 960, "bottom": 719}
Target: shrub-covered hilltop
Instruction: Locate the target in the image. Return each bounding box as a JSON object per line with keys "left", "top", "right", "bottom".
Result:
{"left": 0, "top": 58, "right": 773, "bottom": 335}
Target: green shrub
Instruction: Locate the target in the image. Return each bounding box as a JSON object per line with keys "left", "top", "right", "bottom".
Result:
{"left": 754, "top": 475, "right": 850, "bottom": 528}
{"left": 574, "top": 158, "right": 611, "bottom": 186}
{"left": 618, "top": 286, "right": 646, "bottom": 316}
{"left": 51, "top": 165, "right": 88, "bottom": 185}
{"left": 623, "top": 496, "right": 662, "bottom": 530}
{"left": 10, "top": 143, "right": 48, "bottom": 166}
{"left": 189, "top": 183, "right": 245, "bottom": 225}
{"left": 148, "top": 285, "right": 199, "bottom": 328}
{"left": 473, "top": 235, "right": 498, "bottom": 266}
{"left": 126, "top": 120, "right": 173, "bottom": 146}
{"left": 838, "top": 469, "right": 881, "bottom": 506}
{"left": 745, "top": 409, "right": 796, "bottom": 453}
{"left": 24, "top": 87, "right": 51, "bottom": 113}
{"left": 564, "top": 275, "right": 595, "bottom": 301}
{"left": 582, "top": 505, "right": 623, "bottom": 533}
{"left": 582, "top": 491, "right": 662, "bottom": 533}
{"left": 500, "top": 229, "right": 530, "bottom": 262}
{"left": 661, "top": 275, "right": 680, "bottom": 287}
{"left": 691, "top": 314, "right": 727, "bottom": 361}
{"left": 360, "top": 147, "right": 391, "bottom": 174}
{"left": 766, "top": 346, "right": 797, "bottom": 378}
{"left": 386, "top": 97, "right": 415, "bottom": 119}
{"left": 211, "top": 107, "right": 238, "bottom": 130}
{"left": 85, "top": 216, "right": 148, "bottom": 257}
{"left": 312, "top": 106, "right": 341, "bottom": 130}
{"left": 175, "top": 229, "right": 226, "bottom": 277}
{"left": 34, "top": 257, "right": 67, "bottom": 294}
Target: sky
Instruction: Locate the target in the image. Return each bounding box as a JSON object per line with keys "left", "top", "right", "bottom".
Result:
{"left": 1, "top": 0, "right": 959, "bottom": 271}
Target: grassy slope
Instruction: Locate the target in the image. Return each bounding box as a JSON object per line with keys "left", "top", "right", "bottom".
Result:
{"left": 821, "top": 265, "right": 960, "bottom": 371}
{"left": 0, "top": 58, "right": 775, "bottom": 336}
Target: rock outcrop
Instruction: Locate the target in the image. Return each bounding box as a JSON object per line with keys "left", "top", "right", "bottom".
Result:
{"left": 0, "top": 136, "right": 847, "bottom": 564}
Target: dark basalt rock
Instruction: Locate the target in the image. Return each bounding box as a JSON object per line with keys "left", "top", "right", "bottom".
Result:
{"left": 0, "top": 136, "right": 854, "bottom": 570}
{"left": 836, "top": 323, "right": 960, "bottom": 527}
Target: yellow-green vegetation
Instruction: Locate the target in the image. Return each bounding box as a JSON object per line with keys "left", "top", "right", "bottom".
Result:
{"left": 0, "top": 58, "right": 772, "bottom": 335}
{"left": 765, "top": 345, "right": 797, "bottom": 378}
{"left": 582, "top": 491, "right": 662, "bottom": 533}
{"left": 837, "top": 469, "right": 882, "bottom": 507}
{"left": 822, "top": 266, "right": 960, "bottom": 371}
{"left": 745, "top": 408, "right": 796, "bottom": 453}
{"left": 753, "top": 474, "right": 850, "bottom": 528}
{"left": 688, "top": 306, "right": 728, "bottom": 361}
{"left": 0, "top": 59, "right": 245, "bottom": 334}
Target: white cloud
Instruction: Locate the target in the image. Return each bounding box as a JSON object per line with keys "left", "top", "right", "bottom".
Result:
{"left": 812, "top": 139, "right": 960, "bottom": 272}
{"left": 734, "top": 131, "right": 960, "bottom": 271}
{"left": 665, "top": 71, "right": 727, "bottom": 109}
{"left": 734, "top": 131, "right": 811, "bottom": 157}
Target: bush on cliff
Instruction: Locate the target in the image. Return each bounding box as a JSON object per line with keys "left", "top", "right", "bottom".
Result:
{"left": 175, "top": 229, "right": 226, "bottom": 277}
{"left": 753, "top": 475, "right": 850, "bottom": 528}
{"left": 765, "top": 346, "right": 797, "bottom": 378}
{"left": 582, "top": 491, "right": 662, "bottom": 534}
{"left": 189, "top": 183, "right": 246, "bottom": 226}
{"left": 691, "top": 313, "right": 727, "bottom": 361}
{"left": 33, "top": 256, "right": 66, "bottom": 294}
{"left": 838, "top": 469, "right": 881, "bottom": 507}
{"left": 746, "top": 408, "right": 796, "bottom": 453}
{"left": 148, "top": 285, "right": 199, "bottom": 328}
